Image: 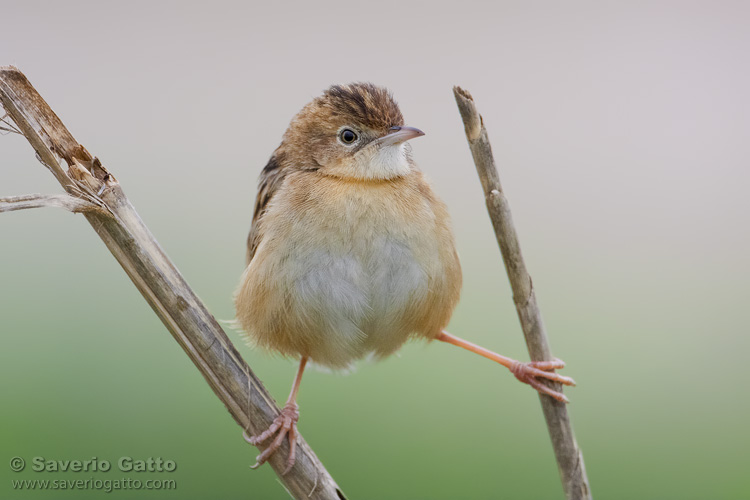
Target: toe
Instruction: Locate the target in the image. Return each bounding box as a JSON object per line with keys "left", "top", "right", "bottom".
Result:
{"left": 535, "top": 369, "right": 576, "bottom": 386}
{"left": 282, "top": 425, "right": 298, "bottom": 475}
{"left": 529, "top": 359, "right": 566, "bottom": 371}
{"left": 525, "top": 376, "right": 571, "bottom": 404}
{"left": 516, "top": 363, "right": 576, "bottom": 386}
{"left": 251, "top": 428, "right": 288, "bottom": 469}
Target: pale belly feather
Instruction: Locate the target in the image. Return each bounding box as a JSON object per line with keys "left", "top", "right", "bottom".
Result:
{"left": 290, "top": 234, "right": 430, "bottom": 363}
{"left": 235, "top": 172, "right": 459, "bottom": 370}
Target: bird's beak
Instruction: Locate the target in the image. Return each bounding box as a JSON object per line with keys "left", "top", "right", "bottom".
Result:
{"left": 373, "top": 126, "right": 425, "bottom": 147}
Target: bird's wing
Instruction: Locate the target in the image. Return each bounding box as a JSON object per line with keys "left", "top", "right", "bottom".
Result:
{"left": 246, "top": 154, "right": 286, "bottom": 265}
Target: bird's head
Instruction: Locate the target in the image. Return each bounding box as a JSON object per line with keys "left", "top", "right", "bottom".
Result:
{"left": 278, "top": 82, "right": 424, "bottom": 180}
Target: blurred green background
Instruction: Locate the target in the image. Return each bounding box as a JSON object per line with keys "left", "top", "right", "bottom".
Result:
{"left": 2, "top": 1, "right": 749, "bottom": 498}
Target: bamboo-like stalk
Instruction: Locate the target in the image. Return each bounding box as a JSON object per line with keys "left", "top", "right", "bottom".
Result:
{"left": 453, "top": 86, "right": 592, "bottom": 500}
{"left": 0, "top": 66, "right": 345, "bottom": 500}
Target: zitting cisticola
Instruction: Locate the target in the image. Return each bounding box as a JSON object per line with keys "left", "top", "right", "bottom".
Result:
{"left": 234, "top": 83, "right": 575, "bottom": 473}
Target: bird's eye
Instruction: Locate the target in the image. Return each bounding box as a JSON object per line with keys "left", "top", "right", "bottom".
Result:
{"left": 339, "top": 128, "right": 358, "bottom": 144}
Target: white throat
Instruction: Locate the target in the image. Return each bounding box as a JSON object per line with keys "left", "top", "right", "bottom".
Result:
{"left": 351, "top": 143, "right": 411, "bottom": 180}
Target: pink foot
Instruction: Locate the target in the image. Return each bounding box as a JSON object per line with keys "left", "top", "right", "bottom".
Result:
{"left": 243, "top": 403, "right": 299, "bottom": 474}
{"left": 509, "top": 358, "right": 576, "bottom": 403}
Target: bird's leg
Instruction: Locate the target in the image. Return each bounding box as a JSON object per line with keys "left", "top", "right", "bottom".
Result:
{"left": 244, "top": 357, "right": 307, "bottom": 474}
{"left": 436, "top": 331, "right": 575, "bottom": 403}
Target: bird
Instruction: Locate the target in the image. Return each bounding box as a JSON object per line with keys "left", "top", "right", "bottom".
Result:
{"left": 234, "top": 82, "right": 575, "bottom": 474}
